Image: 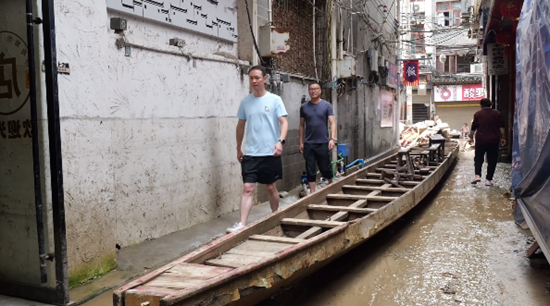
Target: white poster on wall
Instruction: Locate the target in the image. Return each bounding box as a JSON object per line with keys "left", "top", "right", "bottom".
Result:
{"left": 380, "top": 90, "right": 394, "bottom": 127}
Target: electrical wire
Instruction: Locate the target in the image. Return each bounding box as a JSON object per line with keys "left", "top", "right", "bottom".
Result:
{"left": 244, "top": 0, "right": 264, "bottom": 64}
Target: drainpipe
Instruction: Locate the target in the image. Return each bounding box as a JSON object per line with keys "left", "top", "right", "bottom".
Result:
{"left": 331, "top": 1, "right": 339, "bottom": 162}
{"left": 313, "top": 0, "right": 319, "bottom": 81}
{"left": 252, "top": 0, "right": 259, "bottom": 66}
{"left": 268, "top": 0, "right": 272, "bottom": 25}
{"left": 42, "top": 0, "right": 70, "bottom": 303}
{"left": 331, "top": 1, "right": 338, "bottom": 122}
{"left": 26, "top": 0, "right": 48, "bottom": 285}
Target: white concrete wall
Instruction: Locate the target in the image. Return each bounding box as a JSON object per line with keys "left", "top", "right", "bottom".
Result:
{"left": 0, "top": 0, "right": 46, "bottom": 287}
{"left": 53, "top": 0, "right": 249, "bottom": 281}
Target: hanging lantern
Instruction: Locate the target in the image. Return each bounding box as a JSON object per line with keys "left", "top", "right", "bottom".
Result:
{"left": 500, "top": 1, "right": 522, "bottom": 19}
{"left": 495, "top": 31, "right": 515, "bottom": 46}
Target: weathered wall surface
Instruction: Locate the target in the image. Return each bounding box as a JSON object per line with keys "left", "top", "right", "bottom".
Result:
{"left": 336, "top": 1, "right": 400, "bottom": 161}
{"left": 0, "top": 0, "right": 55, "bottom": 288}
{"left": 54, "top": 0, "right": 248, "bottom": 284}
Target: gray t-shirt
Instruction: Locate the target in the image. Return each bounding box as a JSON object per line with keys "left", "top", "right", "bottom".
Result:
{"left": 300, "top": 100, "right": 334, "bottom": 144}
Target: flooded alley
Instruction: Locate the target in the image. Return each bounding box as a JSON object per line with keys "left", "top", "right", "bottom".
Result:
{"left": 257, "top": 150, "right": 550, "bottom": 306}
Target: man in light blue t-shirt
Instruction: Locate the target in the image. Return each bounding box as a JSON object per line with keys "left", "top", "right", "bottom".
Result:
{"left": 228, "top": 66, "right": 288, "bottom": 233}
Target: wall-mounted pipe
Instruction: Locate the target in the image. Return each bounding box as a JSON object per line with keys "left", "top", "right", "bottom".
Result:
{"left": 346, "top": 159, "right": 365, "bottom": 169}
{"left": 26, "top": 0, "right": 48, "bottom": 285}
{"left": 313, "top": 0, "right": 319, "bottom": 81}
{"left": 268, "top": 0, "right": 272, "bottom": 25}
{"left": 42, "top": 0, "right": 70, "bottom": 303}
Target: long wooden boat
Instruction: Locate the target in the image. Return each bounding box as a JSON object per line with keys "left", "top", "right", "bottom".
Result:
{"left": 114, "top": 142, "right": 459, "bottom": 306}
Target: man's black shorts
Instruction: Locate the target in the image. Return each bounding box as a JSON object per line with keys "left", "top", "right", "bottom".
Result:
{"left": 241, "top": 155, "right": 283, "bottom": 184}
{"left": 303, "top": 143, "right": 333, "bottom": 183}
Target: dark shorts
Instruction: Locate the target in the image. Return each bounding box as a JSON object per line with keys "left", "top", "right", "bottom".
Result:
{"left": 241, "top": 155, "right": 283, "bottom": 185}
{"left": 303, "top": 143, "right": 333, "bottom": 183}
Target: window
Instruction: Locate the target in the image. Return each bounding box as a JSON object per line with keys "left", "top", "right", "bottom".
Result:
{"left": 410, "top": 24, "right": 425, "bottom": 54}
{"left": 436, "top": 1, "right": 461, "bottom": 26}
{"left": 456, "top": 56, "right": 471, "bottom": 73}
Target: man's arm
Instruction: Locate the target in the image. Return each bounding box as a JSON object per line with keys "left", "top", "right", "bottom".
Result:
{"left": 328, "top": 115, "right": 337, "bottom": 140}
{"left": 299, "top": 117, "right": 305, "bottom": 153}
{"left": 236, "top": 119, "right": 246, "bottom": 162}
{"left": 469, "top": 116, "right": 477, "bottom": 140}
{"left": 279, "top": 116, "right": 288, "bottom": 140}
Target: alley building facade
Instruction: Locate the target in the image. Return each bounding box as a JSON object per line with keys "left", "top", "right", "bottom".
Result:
{"left": 0, "top": 0, "right": 400, "bottom": 304}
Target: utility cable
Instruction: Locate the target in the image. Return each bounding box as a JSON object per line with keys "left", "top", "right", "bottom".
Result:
{"left": 244, "top": 0, "right": 264, "bottom": 64}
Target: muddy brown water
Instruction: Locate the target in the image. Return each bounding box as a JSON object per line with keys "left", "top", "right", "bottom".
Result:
{"left": 82, "top": 151, "right": 550, "bottom": 306}
{"left": 257, "top": 151, "right": 550, "bottom": 306}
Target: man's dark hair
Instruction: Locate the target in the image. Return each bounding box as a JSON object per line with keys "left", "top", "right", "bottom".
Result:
{"left": 308, "top": 82, "right": 322, "bottom": 90}
{"left": 480, "top": 98, "right": 492, "bottom": 108}
{"left": 248, "top": 65, "right": 267, "bottom": 77}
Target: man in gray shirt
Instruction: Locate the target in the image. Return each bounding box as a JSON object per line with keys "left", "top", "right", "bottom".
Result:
{"left": 299, "top": 82, "right": 337, "bottom": 193}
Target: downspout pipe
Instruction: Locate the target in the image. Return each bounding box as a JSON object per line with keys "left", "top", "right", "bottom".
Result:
{"left": 25, "top": 0, "right": 48, "bottom": 285}
{"left": 41, "top": 0, "right": 70, "bottom": 303}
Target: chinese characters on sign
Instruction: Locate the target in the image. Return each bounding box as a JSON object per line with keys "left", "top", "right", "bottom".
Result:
{"left": 403, "top": 60, "right": 419, "bottom": 86}
{"left": 0, "top": 31, "right": 30, "bottom": 115}
{"left": 106, "top": 0, "right": 239, "bottom": 42}
{"left": 434, "top": 84, "right": 486, "bottom": 102}
{"left": 0, "top": 119, "right": 32, "bottom": 139}
{"left": 487, "top": 43, "right": 508, "bottom": 75}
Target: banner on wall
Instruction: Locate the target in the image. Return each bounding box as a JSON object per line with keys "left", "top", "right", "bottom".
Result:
{"left": 434, "top": 84, "right": 485, "bottom": 102}
{"left": 387, "top": 62, "right": 398, "bottom": 88}
{"left": 403, "top": 60, "right": 419, "bottom": 86}
{"left": 380, "top": 90, "right": 394, "bottom": 127}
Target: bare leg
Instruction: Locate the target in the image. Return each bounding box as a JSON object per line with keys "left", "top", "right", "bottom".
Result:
{"left": 266, "top": 183, "right": 280, "bottom": 212}
{"left": 308, "top": 182, "right": 316, "bottom": 194}
{"left": 240, "top": 183, "right": 256, "bottom": 225}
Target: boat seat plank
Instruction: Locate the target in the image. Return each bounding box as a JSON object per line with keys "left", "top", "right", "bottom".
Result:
{"left": 428, "top": 144, "right": 440, "bottom": 151}
{"left": 367, "top": 190, "right": 381, "bottom": 197}
{"left": 136, "top": 263, "right": 234, "bottom": 293}
{"left": 146, "top": 274, "right": 214, "bottom": 290}
{"left": 398, "top": 147, "right": 411, "bottom": 153}
{"left": 226, "top": 240, "right": 291, "bottom": 257}
{"left": 356, "top": 178, "right": 420, "bottom": 186}
{"left": 343, "top": 185, "right": 410, "bottom": 193}
{"left": 348, "top": 199, "right": 368, "bottom": 208}
{"left": 281, "top": 218, "right": 344, "bottom": 228}
{"left": 326, "top": 211, "right": 348, "bottom": 221}
{"left": 326, "top": 194, "right": 398, "bottom": 202}
{"left": 205, "top": 253, "right": 265, "bottom": 269}
{"left": 249, "top": 235, "right": 305, "bottom": 244}
{"left": 295, "top": 227, "right": 322, "bottom": 239}
{"left": 164, "top": 263, "right": 233, "bottom": 278}
{"left": 308, "top": 204, "right": 377, "bottom": 213}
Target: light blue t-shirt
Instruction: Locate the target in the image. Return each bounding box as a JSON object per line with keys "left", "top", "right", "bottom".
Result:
{"left": 237, "top": 92, "right": 288, "bottom": 156}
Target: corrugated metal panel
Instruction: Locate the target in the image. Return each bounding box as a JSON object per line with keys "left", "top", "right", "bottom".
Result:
{"left": 435, "top": 103, "right": 479, "bottom": 130}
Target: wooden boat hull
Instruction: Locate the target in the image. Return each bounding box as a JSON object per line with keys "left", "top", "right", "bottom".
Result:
{"left": 115, "top": 144, "right": 459, "bottom": 306}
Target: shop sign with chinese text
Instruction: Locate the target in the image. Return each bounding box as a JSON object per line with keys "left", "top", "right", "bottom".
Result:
{"left": 434, "top": 84, "right": 485, "bottom": 102}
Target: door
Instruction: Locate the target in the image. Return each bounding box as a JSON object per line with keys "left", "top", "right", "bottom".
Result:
{"left": 0, "top": 0, "right": 68, "bottom": 304}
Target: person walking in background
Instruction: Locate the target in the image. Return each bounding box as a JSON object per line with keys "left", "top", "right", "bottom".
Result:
{"left": 299, "top": 82, "right": 337, "bottom": 193}
{"left": 229, "top": 65, "right": 288, "bottom": 233}
{"left": 469, "top": 98, "right": 506, "bottom": 186}
{"left": 461, "top": 123, "right": 469, "bottom": 138}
